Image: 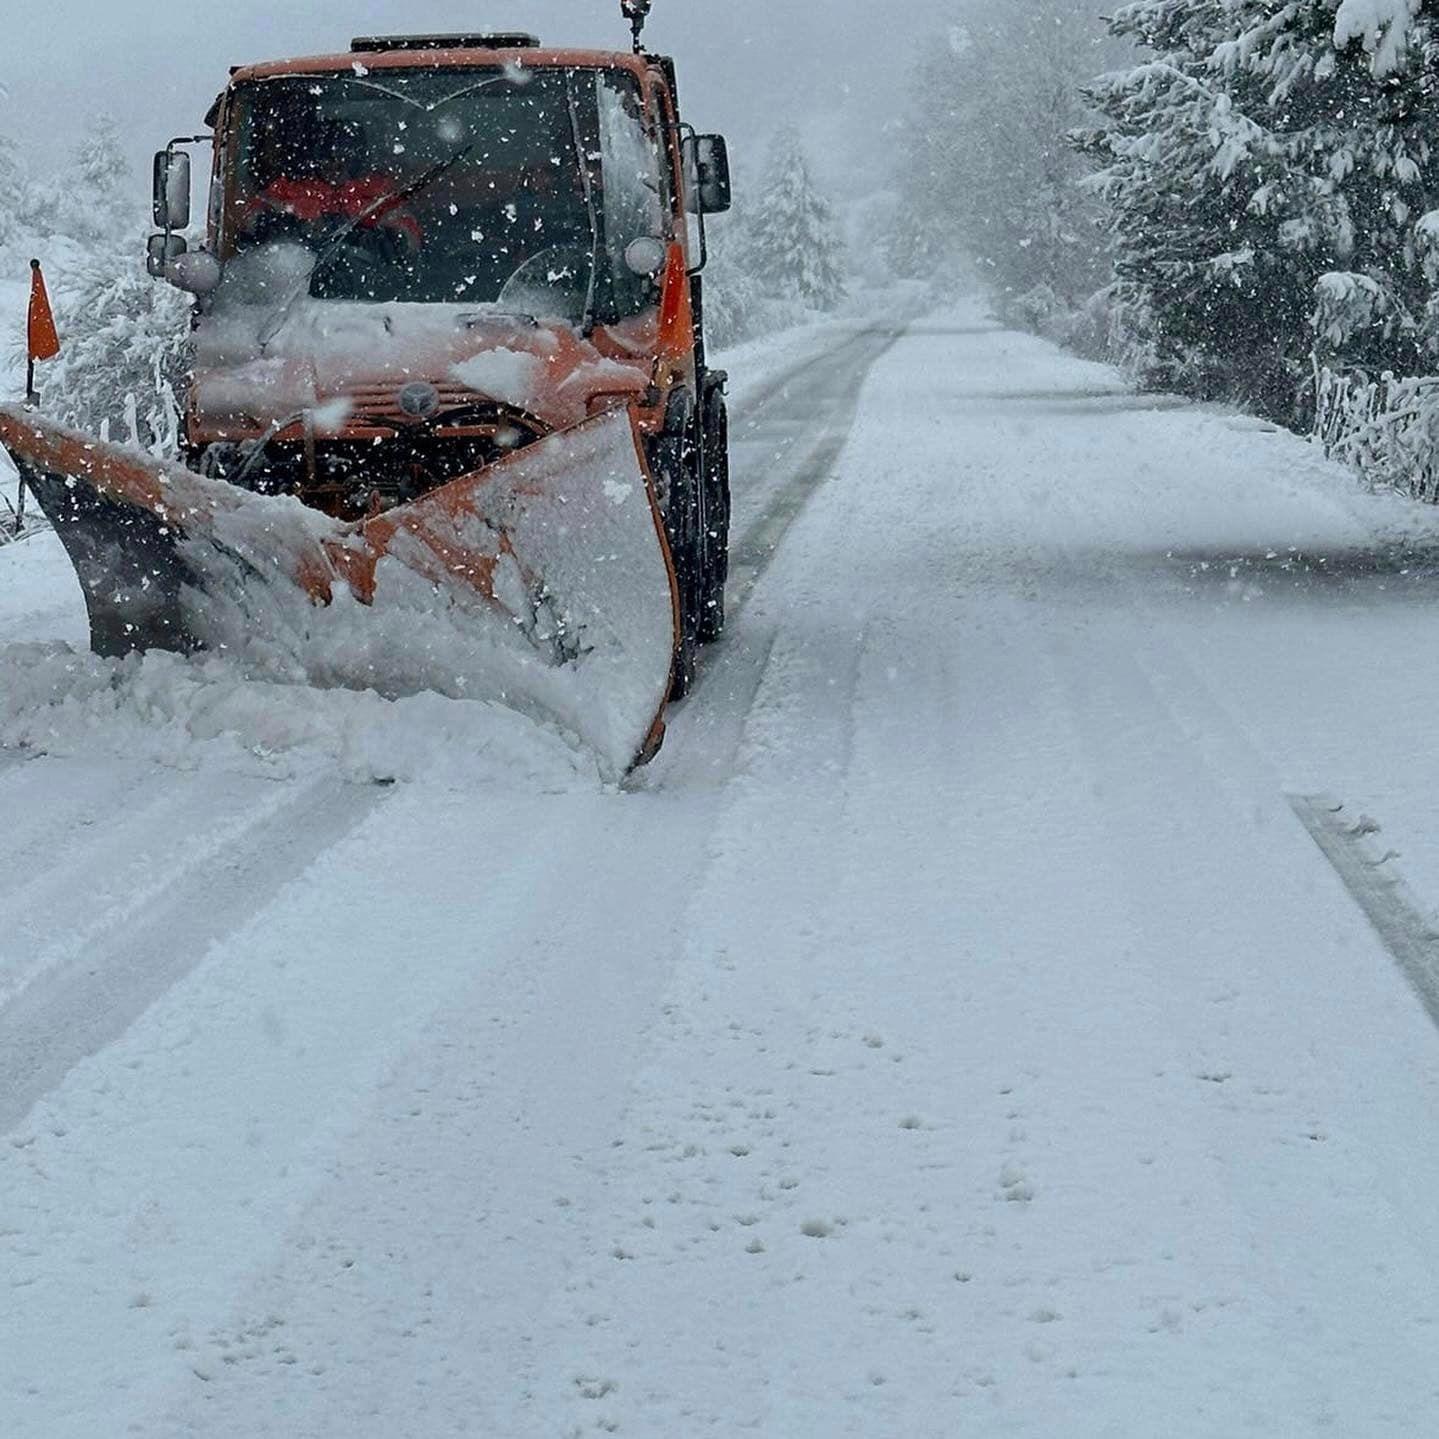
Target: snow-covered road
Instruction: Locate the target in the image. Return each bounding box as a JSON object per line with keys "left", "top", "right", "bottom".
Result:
{"left": 6, "top": 308, "right": 1439, "bottom": 1436}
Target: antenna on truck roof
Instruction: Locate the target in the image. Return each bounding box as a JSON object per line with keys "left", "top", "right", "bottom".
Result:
{"left": 620, "top": 0, "right": 653, "bottom": 53}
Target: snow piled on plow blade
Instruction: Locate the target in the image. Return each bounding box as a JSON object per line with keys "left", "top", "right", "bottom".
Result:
{"left": 0, "top": 643, "right": 592, "bottom": 789}
{"left": 0, "top": 405, "right": 679, "bottom": 780}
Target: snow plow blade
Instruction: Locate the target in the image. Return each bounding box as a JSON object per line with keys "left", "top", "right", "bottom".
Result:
{"left": 0, "top": 404, "right": 681, "bottom": 776}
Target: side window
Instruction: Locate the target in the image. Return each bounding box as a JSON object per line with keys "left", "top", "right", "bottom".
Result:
{"left": 648, "top": 80, "right": 683, "bottom": 219}
{"left": 650, "top": 80, "right": 699, "bottom": 263}
{"left": 597, "top": 73, "right": 667, "bottom": 317}
{"left": 598, "top": 75, "right": 665, "bottom": 239}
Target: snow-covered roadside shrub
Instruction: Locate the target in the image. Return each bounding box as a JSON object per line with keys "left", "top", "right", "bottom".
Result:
{"left": 1006, "top": 284, "right": 1070, "bottom": 341}
{"left": 27, "top": 239, "right": 193, "bottom": 455}
{"left": 1048, "top": 283, "right": 1166, "bottom": 383}
{"left": 1314, "top": 365, "right": 1439, "bottom": 501}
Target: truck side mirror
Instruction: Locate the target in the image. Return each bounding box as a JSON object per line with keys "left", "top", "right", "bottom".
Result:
{"left": 683, "top": 134, "right": 732, "bottom": 216}
{"left": 152, "top": 149, "right": 192, "bottom": 230}
{"left": 147, "top": 233, "right": 222, "bottom": 293}
{"left": 147, "top": 232, "right": 187, "bottom": 278}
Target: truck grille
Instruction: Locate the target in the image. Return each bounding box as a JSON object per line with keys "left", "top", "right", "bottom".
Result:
{"left": 334, "top": 384, "right": 547, "bottom": 439}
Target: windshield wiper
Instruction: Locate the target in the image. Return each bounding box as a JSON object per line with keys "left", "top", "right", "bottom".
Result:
{"left": 252, "top": 71, "right": 527, "bottom": 350}
{"left": 565, "top": 71, "right": 602, "bottom": 339}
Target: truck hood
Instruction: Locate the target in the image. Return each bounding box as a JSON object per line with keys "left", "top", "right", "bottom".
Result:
{"left": 191, "top": 300, "right": 655, "bottom": 437}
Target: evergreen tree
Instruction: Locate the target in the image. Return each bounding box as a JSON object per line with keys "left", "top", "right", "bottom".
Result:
{"left": 703, "top": 222, "right": 774, "bottom": 347}
{"left": 740, "top": 126, "right": 848, "bottom": 311}
{"left": 46, "top": 112, "right": 136, "bottom": 244}
{"left": 0, "top": 132, "right": 23, "bottom": 250}
{"left": 0, "top": 88, "right": 29, "bottom": 251}
{"left": 1081, "top": 1, "right": 1439, "bottom": 417}
{"left": 879, "top": 178, "right": 960, "bottom": 289}
{"left": 702, "top": 195, "right": 812, "bottom": 348}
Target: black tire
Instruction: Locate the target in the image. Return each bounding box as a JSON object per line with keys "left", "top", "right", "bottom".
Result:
{"left": 651, "top": 430, "right": 702, "bottom": 701}
{"left": 698, "top": 388, "right": 730, "bottom": 644}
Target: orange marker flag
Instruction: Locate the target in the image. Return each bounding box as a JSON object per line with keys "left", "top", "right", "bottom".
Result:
{"left": 27, "top": 259, "right": 60, "bottom": 364}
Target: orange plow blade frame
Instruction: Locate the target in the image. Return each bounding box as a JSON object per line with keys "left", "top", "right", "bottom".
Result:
{"left": 0, "top": 404, "right": 682, "bottom": 775}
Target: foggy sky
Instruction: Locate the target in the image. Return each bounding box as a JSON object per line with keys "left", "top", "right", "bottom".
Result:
{"left": 1, "top": 0, "right": 965, "bottom": 195}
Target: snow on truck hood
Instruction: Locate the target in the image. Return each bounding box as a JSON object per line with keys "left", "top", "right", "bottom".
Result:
{"left": 191, "top": 297, "right": 654, "bottom": 433}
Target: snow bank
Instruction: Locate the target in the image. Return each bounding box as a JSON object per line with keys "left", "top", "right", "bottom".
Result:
{"left": 0, "top": 530, "right": 82, "bottom": 644}
{"left": 0, "top": 642, "right": 593, "bottom": 790}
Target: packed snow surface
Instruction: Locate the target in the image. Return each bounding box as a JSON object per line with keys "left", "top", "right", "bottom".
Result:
{"left": 6, "top": 309, "right": 1439, "bottom": 1435}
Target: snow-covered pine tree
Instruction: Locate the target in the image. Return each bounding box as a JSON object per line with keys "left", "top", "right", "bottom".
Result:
{"left": 703, "top": 225, "right": 775, "bottom": 347}
{"left": 701, "top": 186, "right": 815, "bottom": 348}
{"left": 1081, "top": 0, "right": 1439, "bottom": 418}
{"left": 1223, "top": 0, "right": 1439, "bottom": 376}
{"left": 0, "top": 127, "right": 26, "bottom": 251}
{"left": 44, "top": 112, "right": 136, "bottom": 244}
{"left": 1077, "top": 2, "right": 1285, "bottom": 400}
{"left": 741, "top": 125, "right": 848, "bottom": 311}
{"left": 878, "top": 181, "right": 959, "bottom": 290}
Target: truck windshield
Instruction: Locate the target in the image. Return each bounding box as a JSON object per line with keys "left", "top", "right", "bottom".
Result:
{"left": 228, "top": 67, "right": 666, "bottom": 323}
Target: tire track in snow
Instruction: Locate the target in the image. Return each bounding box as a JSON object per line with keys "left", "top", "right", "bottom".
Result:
{"left": 0, "top": 777, "right": 385, "bottom": 1135}
{"left": 127, "top": 781, "right": 743, "bottom": 1439}
{"left": 0, "top": 769, "right": 330, "bottom": 1010}
{"left": 639, "top": 324, "right": 903, "bottom": 792}
{"left": 1101, "top": 572, "right": 1439, "bottom": 1044}
{"left": 1108, "top": 616, "right": 1439, "bottom": 1040}
{"left": 1289, "top": 793, "right": 1439, "bottom": 1032}
{"left": 723, "top": 321, "right": 914, "bottom": 442}
{"left": 0, "top": 757, "right": 204, "bottom": 913}
{"left": 1022, "top": 428, "right": 1439, "bottom": 1411}
{"left": 1041, "top": 609, "right": 1439, "bottom": 1416}
{"left": 0, "top": 746, "right": 33, "bottom": 779}
{"left": 124, "top": 330, "right": 911, "bottom": 1434}
{"left": 1032, "top": 439, "right": 1439, "bottom": 1054}
{"left": 726, "top": 325, "right": 905, "bottom": 615}
{"left": 0, "top": 326, "right": 892, "bottom": 1132}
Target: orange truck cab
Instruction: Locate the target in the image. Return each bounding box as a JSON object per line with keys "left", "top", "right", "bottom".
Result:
{"left": 149, "top": 29, "right": 734, "bottom": 674}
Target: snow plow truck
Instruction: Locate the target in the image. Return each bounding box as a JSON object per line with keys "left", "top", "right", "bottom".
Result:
{"left": 0, "top": 11, "right": 733, "bottom": 776}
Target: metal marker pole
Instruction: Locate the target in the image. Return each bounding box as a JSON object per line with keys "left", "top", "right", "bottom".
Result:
{"left": 14, "top": 360, "right": 34, "bottom": 532}
{"left": 14, "top": 258, "right": 49, "bottom": 532}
